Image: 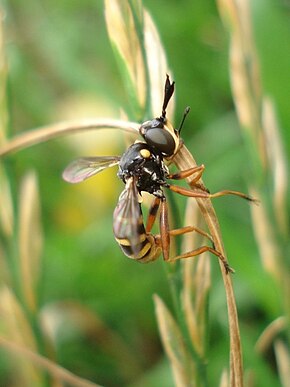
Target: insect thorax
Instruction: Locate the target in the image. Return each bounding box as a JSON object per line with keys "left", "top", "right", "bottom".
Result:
{"left": 117, "top": 142, "right": 168, "bottom": 198}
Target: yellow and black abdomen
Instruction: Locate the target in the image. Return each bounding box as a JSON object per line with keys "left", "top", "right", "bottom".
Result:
{"left": 113, "top": 191, "right": 161, "bottom": 263}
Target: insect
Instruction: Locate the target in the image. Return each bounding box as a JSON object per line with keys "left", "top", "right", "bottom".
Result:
{"left": 63, "top": 75, "right": 256, "bottom": 273}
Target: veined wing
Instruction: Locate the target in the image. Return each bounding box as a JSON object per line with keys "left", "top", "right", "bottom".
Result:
{"left": 113, "top": 177, "right": 143, "bottom": 255}
{"left": 62, "top": 156, "right": 121, "bottom": 183}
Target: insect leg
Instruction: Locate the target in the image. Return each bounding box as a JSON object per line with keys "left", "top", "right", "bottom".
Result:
{"left": 169, "top": 225, "right": 213, "bottom": 244}
{"left": 146, "top": 197, "right": 161, "bottom": 233}
{"left": 167, "top": 165, "right": 205, "bottom": 183}
{"left": 154, "top": 223, "right": 233, "bottom": 273}
{"left": 206, "top": 190, "right": 259, "bottom": 203}
{"left": 169, "top": 245, "right": 234, "bottom": 274}
{"left": 159, "top": 199, "right": 170, "bottom": 261}
{"left": 167, "top": 184, "right": 257, "bottom": 203}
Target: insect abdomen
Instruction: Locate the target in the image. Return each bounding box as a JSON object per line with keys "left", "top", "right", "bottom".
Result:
{"left": 114, "top": 223, "right": 161, "bottom": 263}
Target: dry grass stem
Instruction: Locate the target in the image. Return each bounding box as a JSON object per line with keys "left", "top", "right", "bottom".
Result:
{"left": 105, "top": 0, "right": 146, "bottom": 116}
{"left": 0, "top": 336, "right": 102, "bottom": 387}
{"left": 0, "top": 118, "right": 140, "bottom": 157}
{"left": 219, "top": 369, "right": 229, "bottom": 387}
{"left": 262, "top": 97, "right": 288, "bottom": 236}
{"left": 0, "top": 287, "right": 37, "bottom": 350}
{"left": 217, "top": 1, "right": 289, "bottom": 382}
{"left": 218, "top": 0, "right": 262, "bottom": 143}
{"left": 105, "top": 0, "right": 173, "bottom": 119}
{"left": 0, "top": 243, "right": 10, "bottom": 285}
{"left": 173, "top": 144, "right": 243, "bottom": 387}
{"left": 154, "top": 294, "right": 194, "bottom": 387}
{"left": 274, "top": 339, "right": 290, "bottom": 387}
{"left": 182, "top": 199, "right": 211, "bottom": 358}
{"left": 0, "top": 287, "right": 42, "bottom": 385}
{"left": 218, "top": 0, "right": 288, "bottom": 280}
{"left": 143, "top": 10, "right": 174, "bottom": 118}
{"left": 250, "top": 186, "right": 282, "bottom": 282}
{"left": 0, "top": 9, "right": 12, "bottom": 236}
{"left": 255, "top": 316, "right": 287, "bottom": 354}
{"left": 18, "top": 171, "right": 43, "bottom": 312}
{"left": 0, "top": 164, "right": 14, "bottom": 236}
{"left": 0, "top": 8, "right": 8, "bottom": 145}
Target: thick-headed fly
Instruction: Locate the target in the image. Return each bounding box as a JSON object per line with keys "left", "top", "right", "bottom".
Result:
{"left": 63, "top": 75, "right": 256, "bottom": 273}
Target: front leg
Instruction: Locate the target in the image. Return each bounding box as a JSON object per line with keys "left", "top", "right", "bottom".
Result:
{"left": 167, "top": 165, "right": 209, "bottom": 192}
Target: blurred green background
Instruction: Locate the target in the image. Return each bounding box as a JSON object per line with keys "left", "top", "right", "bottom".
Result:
{"left": 0, "top": 0, "right": 289, "bottom": 386}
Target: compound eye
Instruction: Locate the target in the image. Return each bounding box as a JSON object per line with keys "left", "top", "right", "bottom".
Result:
{"left": 142, "top": 127, "right": 176, "bottom": 157}
{"left": 140, "top": 119, "right": 163, "bottom": 131}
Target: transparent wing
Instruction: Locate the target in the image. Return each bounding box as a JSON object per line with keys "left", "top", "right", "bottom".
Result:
{"left": 62, "top": 156, "right": 121, "bottom": 183}
{"left": 113, "top": 177, "right": 142, "bottom": 255}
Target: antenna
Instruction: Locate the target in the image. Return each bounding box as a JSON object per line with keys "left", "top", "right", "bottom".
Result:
{"left": 162, "top": 74, "right": 175, "bottom": 118}
{"left": 178, "top": 106, "right": 190, "bottom": 133}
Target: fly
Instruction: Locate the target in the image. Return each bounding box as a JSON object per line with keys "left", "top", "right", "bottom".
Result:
{"left": 63, "top": 75, "right": 257, "bottom": 273}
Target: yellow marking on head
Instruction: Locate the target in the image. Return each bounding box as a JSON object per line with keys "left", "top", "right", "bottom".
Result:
{"left": 164, "top": 119, "right": 174, "bottom": 132}
{"left": 140, "top": 148, "right": 151, "bottom": 159}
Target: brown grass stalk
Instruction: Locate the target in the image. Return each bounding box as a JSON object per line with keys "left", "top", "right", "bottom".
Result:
{"left": 255, "top": 316, "right": 287, "bottom": 354}
{"left": 0, "top": 8, "right": 8, "bottom": 146}
{"left": 173, "top": 144, "right": 243, "bottom": 387}
{"left": 274, "top": 340, "right": 290, "bottom": 387}
{"left": 154, "top": 294, "right": 194, "bottom": 386}
{"left": 0, "top": 118, "right": 140, "bottom": 157}
{"left": 18, "top": 171, "right": 43, "bottom": 313}
{"left": 0, "top": 286, "right": 43, "bottom": 385}
{"left": 182, "top": 199, "right": 211, "bottom": 359}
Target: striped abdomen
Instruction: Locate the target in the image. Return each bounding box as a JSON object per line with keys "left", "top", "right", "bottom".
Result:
{"left": 113, "top": 202, "right": 161, "bottom": 263}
